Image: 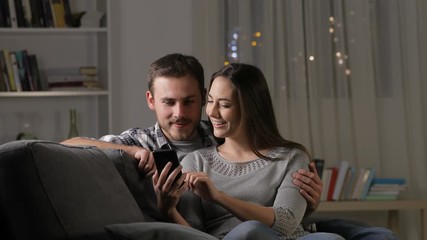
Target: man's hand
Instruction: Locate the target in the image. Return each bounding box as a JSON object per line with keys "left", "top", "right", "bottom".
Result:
{"left": 134, "top": 149, "right": 155, "bottom": 176}
{"left": 152, "top": 163, "right": 187, "bottom": 216}
{"left": 292, "top": 161, "right": 323, "bottom": 217}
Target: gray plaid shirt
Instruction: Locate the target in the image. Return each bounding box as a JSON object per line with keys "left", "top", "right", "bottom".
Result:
{"left": 100, "top": 121, "right": 218, "bottom": 157}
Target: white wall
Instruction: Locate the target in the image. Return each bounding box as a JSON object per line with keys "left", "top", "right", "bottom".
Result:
{"left": 109, "top": 0, "right": 194, "bottom": 133}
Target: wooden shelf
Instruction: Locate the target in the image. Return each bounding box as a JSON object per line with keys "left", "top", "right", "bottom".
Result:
{"left": 317, "top": 200, "right": 427, "bottom": 239}
{"left": 0, "top": 0, "right": 111, "bottom": 143}
{"left": 0, "top": 28, "right": 108, "bottom": 34}
{"left": 318, "top": 200, "right": 427, "bottom": 211}
{"left": 0, "top": 91, "right": 109, "bottom": 97}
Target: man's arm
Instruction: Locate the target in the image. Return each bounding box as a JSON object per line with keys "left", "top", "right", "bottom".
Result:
{"left": 61, "top": 137, "right": 154, "bottom": 174}
{"left": 292, "top": 161, "right": 323, "bottom": 218}
{"left": 61, "top": 137, "right": 142, "bottom": 156}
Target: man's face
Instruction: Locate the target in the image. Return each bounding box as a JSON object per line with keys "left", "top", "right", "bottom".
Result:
{"left": 146, "top": 75, "right": 204, "bottom": 141}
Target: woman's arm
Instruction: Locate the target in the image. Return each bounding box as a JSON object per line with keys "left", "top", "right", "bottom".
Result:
{"left": 292, "top": 161, "right": 323, "bottom": 218}
{"left": 186, "top": 172, "right": 275, "bottom": 227}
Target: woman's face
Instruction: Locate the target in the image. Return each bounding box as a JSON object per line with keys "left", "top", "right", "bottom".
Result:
{"left": 206, "top": 76, "right": 244, "bottom": 139}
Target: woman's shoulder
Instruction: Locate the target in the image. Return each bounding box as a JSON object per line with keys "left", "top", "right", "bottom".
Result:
{"left": 270, "top": 146, "right": 310, "bottom": 164}
{"left": 269, "top": 146, "right": 305, "bottom": 156}
{"left": 186, "top": 145, "right": 217, "bottom": 158}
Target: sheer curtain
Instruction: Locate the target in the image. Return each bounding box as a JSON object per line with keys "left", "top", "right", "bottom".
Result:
{"left": 193, "top": 0, "right": 427, "bottom": 238}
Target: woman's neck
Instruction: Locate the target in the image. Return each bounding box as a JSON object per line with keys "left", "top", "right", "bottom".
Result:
{"left": 217, "top": 138, "right": 270, "bottom": 162}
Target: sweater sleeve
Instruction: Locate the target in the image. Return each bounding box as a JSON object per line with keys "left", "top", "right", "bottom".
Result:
{"left": 271, "top": 149, "right": 309, "bottom": 236}
{"left": 177, "top": 151, "right": 205, "bottom": 230}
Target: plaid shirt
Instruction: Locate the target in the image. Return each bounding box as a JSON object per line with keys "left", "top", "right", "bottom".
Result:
{"left": 99, "top": 121, "right": 218, "bottom": 152}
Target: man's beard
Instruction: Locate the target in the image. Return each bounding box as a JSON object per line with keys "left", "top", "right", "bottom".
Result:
{"left": 162, "top": 119, "right": 198, "bottom": 141}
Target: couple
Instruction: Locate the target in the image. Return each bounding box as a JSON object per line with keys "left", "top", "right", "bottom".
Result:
{"left": 62, "top": 53, "right": 396, "bottom": 240}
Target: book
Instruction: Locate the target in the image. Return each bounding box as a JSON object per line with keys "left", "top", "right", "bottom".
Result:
{"left": 365, "top": 194, "right": 398, "bottom": 201}
{"left": 47, "top": 74, "right": 98, "bottom": 83}
{"left": 0, "top": 0, "right": 11, "bottom": 27}
{"left": 368, "top": 190, "right": 401, "bottom": 195}
{"left": 28, "top": 54, "right": 42, "bottom": 90}
{"left": 29, "top": 0, "right": 44, "bottom": 27}
{"left": 50, "top": 0, "right": 66, "bottom": 27}
{"left": 372, "top": 178, "right": 406, "bottom": 185}
{"left": 8, "top": 0, "right": 18, "bottom": 28}
{"left": 313, "top": 159, "right": 325, "bottom": 178}
{"left": 79, "top": 66, "right": 97, "bottom": 75}
{"left": 14, "top": 50, "right": 31, "bottom": 91}
{"left": 320, "top": 168, "right": 332, "bottom": 201}
{"left": 45, "top": 66, "right": 98, "bottom": 76}
{"left": 332, "top": 161, "right": 350, "bottom": 201}
{"left": 62, "top": 0, "right": 72, "bottom": 27}
{"left": 0, "top": 52, "right": 10, "bottom": 91}
{"left": 327, "top": 167, "right": 338, "bottom": 201}
{"left": 41, "top": 0, "right": 53, "bottom": 27}
{"left": 340, "top": 167, "right": 357, "bottom": 200}
{"left": 49, "top": 86, "right": 102, "bottom": 91}
{"left": 359, "top": 168, "right": 375, "bottom": 200}
{"left": 13, "top": 0, "right": 26, "bottom": 27}
{"left": 20, "top": 50, "right": 36, "bottom": 90}
{"left": 10, "top": 52, "right": 23, "bottom": 91}
{"left": 351, "top": 168, "right": 367, "bottom": 200}
{"left": 3, "top": 49, "right": 17, "bottom": 91}
{"left": 369, "top": 184, "right": 406, "bottom": 191}
{"left": 21, "top": 0, "right": 32, "bottom": 27}
{"left": 48, "top": 80, "right": 100, "bottom": 88}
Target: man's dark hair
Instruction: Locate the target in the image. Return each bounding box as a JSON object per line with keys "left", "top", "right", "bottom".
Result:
{"left": 148, "top": 53, "right": 205, "bottom": 94}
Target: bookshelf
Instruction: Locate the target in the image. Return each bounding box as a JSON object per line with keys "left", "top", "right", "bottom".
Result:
{"left": 0, "top": 0, "right": 111, "bottom": 144}
{"left": 317, "top": 200, "right": 427, "bottom": 240}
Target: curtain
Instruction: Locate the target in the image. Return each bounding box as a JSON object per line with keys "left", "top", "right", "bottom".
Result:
{"left": 193, "top": 0, "right": 427, "bottom": 238}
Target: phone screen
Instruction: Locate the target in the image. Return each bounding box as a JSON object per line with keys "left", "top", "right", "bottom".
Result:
{"left": 153, "top": 149, "right": 182, "bottom": 180}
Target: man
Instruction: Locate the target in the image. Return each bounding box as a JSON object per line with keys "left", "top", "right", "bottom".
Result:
{"left": 62, "top": 53, "right": 397, "bottom": 240}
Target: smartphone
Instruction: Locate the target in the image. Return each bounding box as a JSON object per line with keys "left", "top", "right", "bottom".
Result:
{"left": 153, "top": 149, "right": 182, "bottom": 180}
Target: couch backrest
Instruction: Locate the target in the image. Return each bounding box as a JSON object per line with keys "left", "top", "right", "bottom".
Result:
{"left": 0, "top": 140, "right": 145, "bottom": 240}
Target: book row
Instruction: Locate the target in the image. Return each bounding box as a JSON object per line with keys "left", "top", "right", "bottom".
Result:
{"left": 315, "top": 159, "right": 406, "bottom": 201}
{"left": 46, "top": 66, "right": 102, "bottom": 91}
{"left": 0, "top": 49, "right": 42, "bottom": 91}
{"left": 0, "top": 0, "right": 73, "bottom": 28}
{"left": 0, "top": 48, "right": 102, "bottom": 92}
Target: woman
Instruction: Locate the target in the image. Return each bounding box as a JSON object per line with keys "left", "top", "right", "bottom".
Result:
{"left": 153, "top": 63, "right": 344, "bottom": 240}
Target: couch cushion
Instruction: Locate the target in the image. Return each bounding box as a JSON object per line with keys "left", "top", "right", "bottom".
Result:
{"left": 105, "top": 222, "right": 218, "bottom": 240}
{"left": 0, "top": 140, "right": 144, "bottom": 240}
{"left": 104, "top": 148, "right": 161, "bottom": 222}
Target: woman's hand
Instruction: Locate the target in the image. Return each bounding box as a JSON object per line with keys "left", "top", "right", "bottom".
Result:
{"left": 185, "top": 172, "right": 220, "bottom": 202}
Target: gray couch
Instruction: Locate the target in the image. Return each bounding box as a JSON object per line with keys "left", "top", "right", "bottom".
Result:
{"left": 0, "top": 140, "right": 398, "bottom": 240}
{"left": 0, "top": 140, "right": 217, "bottom": 240}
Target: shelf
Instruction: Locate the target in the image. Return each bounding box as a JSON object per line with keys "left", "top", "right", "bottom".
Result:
{"left": 0, "top": 28, "right": 108, "bottom": 34}
{"left": 316, "top": 200, "right": 427, "bottom": 239}
{"left": 0, "top": 0, "right": 111, "bottom": 143}
{"left": 0, "top": 91, "right": 109, "bottom": 97}
{"left": 317, "top": 200, "right": 427, "bottom": 211}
